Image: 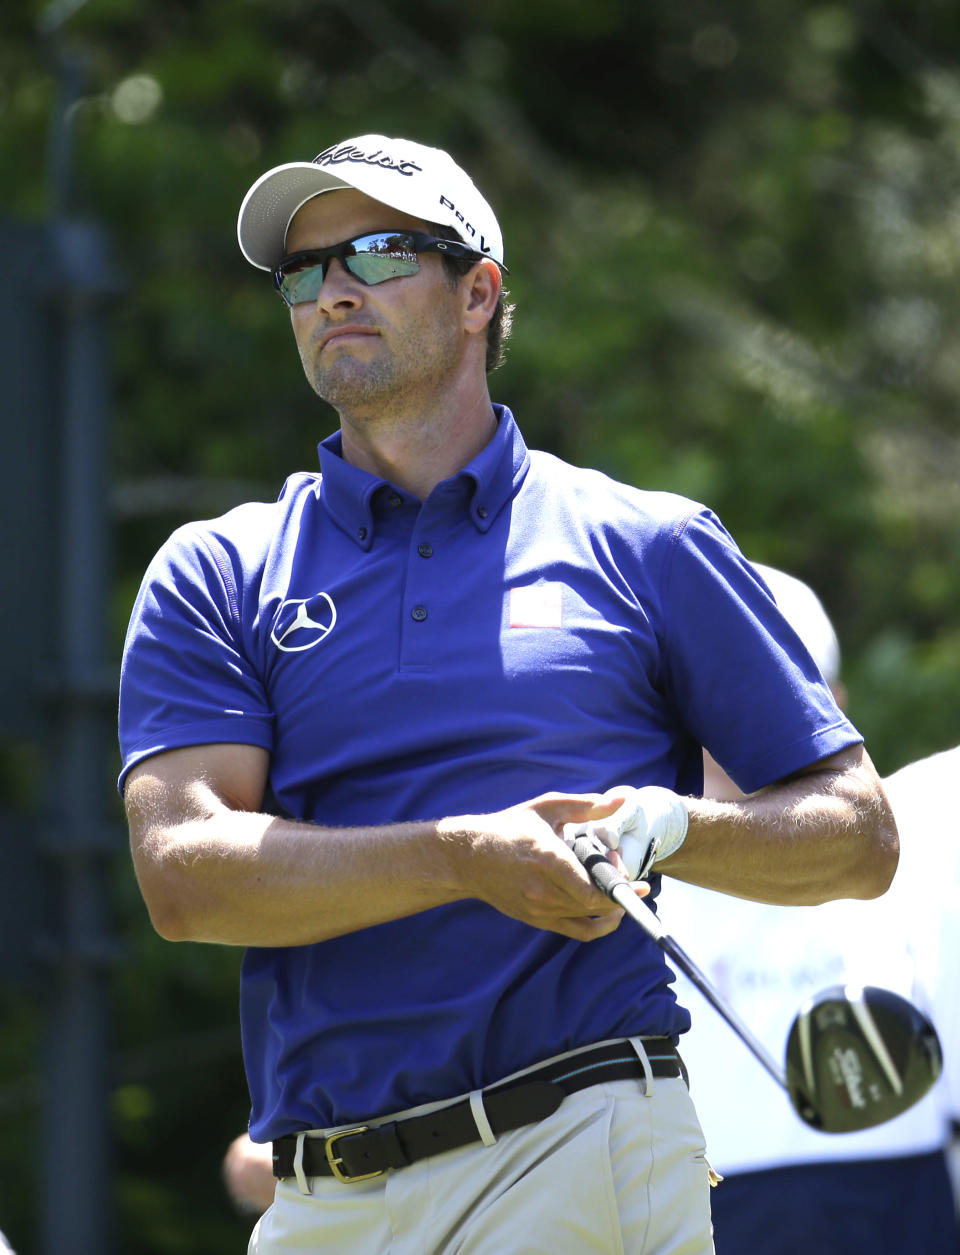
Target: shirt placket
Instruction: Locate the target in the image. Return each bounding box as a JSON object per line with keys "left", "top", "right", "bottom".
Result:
{"left": 398, "top": 488, "right": 468, "bottom": 673}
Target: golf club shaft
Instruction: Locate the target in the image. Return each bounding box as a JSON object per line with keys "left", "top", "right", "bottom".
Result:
{"left": 573, "top": 836, "right": 787, "bottom": 1089}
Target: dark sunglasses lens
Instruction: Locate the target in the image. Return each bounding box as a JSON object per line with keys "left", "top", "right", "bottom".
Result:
{"left": 276, "top": 233, "right": 426, "bottom": 303}
{"left": 345, "top": 233, "right": 421, "bottom": 285}
{"left": 278, "top": 261, "right": 326, "bottom": 306}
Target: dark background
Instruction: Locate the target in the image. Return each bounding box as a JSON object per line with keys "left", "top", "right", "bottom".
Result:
{"left": 1, "top": 1, "right": 959, "bottom": 1250}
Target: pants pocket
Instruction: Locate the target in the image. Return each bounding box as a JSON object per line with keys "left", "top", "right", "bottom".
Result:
{"left": 445, "top": 1089, "right": 625, "bottom": 1254}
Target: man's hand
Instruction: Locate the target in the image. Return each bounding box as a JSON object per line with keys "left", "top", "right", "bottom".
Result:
{"left": 222, "top": 1132, "right": 276, "bottom": 1216}
{"left": 561, "top": 785, "right": 689, "bottom": 880}
{"left": 438, "top": 792, "right": 649, "bottom": 942}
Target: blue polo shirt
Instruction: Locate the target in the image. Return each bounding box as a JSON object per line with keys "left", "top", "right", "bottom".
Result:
{"left": 118, "top": 405, "right": 860, "bottom": 1139}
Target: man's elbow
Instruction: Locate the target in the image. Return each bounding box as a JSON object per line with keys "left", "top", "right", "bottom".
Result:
{"left": 146, "top": 897, "right": 194, "bottom": 942}
{"left": 851, "top": 812, "right": 900, "bottom": 900}
{"left": 133, "top": 861, "right": 203, "bottom": 942}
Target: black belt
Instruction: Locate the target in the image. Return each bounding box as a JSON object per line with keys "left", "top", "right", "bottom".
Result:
{"left": 272, "top": 1038, "right": 683, "bottom": 1184}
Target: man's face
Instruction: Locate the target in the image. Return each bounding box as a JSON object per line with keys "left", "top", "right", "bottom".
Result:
{"left": 284, "top": 189, "right": 469, "bottom": 415}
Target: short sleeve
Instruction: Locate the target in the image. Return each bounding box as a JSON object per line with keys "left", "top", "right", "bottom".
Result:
{"left": 658, "top": 509, "right": 861, "bottom": 793}
{"left": 118, "top": 525, "right": 274, "bottom": 792}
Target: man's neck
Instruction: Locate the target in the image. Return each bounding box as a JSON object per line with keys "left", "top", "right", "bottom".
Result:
{"left": 337, "top": 385, "right": 498, "bottom": 501}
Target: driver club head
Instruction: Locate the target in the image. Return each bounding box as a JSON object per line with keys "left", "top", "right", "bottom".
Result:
{"left": 785, "top": 984, "right": 943, "bottom": 1133}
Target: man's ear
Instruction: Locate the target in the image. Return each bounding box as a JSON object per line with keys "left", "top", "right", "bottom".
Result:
{"left": 462, "top": 259, "right": 502, "bottom": 334}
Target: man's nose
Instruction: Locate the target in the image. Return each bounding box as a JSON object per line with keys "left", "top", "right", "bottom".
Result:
{"left": 314, "top": 257, "right": 363, "bottom": 312}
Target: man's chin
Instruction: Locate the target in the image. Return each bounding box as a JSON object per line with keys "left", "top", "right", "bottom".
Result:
{"left": 312, "top": 364, "right": 393, "bottom": 409}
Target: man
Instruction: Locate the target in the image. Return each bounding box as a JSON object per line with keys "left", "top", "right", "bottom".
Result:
{"left": 661, "top": 565, "right": 958, "bottom": 1254}
{"left": 221, "top": 575, "right": 960, "bottom": 1237}
{"left": 118, "top": 134, "right": 897, "bottom": 1254}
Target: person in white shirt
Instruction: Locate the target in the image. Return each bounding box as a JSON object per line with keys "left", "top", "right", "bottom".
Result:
{"left": 882, "top": 743, "right": 960, "bottom": 1231}
{"left": 660, "top": 564, "right": 958, "bottom": 1254}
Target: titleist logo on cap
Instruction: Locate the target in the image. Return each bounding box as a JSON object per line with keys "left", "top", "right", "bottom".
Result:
{"left": 312, "top": 143, "right": 423, "bottom": 177}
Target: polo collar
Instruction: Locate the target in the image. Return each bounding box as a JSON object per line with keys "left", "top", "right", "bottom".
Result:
{"left": 316, "top": 405, "right": 530, "bottom": 549}
{"left": 316, "top": 434, "right": 387, "bottom": 550}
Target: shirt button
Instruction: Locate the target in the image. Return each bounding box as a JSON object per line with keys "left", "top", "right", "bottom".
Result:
{"left": 388, "top": 493, "right": 402, "bottom": 507}
{"left": 357, "top": 527, "right": 368, "bottom": 540}
{"left": 477, "top": 506, "right": 488, "bottom": 519}
{"left": 417, "top": 542, "right": 433, "bottom": 558}
{"left": 411, "top": 605, "right": 428, "bottom": 622}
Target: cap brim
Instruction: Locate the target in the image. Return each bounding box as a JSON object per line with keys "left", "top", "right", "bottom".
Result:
{"left": 237, "top": 163, "right": 356, "bottom": 270}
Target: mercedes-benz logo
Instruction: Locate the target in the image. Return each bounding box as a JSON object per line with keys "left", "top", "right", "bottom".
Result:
{"left": 270, "top": 593, "right": 337, "bottom": 653}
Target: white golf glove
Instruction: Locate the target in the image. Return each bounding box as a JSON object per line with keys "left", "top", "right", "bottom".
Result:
{"left": 563, "top": 785, "right": 689, "bottom": 880}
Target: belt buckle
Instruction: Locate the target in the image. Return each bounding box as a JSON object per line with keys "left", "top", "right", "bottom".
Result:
{"left": 324, "top": 1126, "right": 383, "bottom": 1183}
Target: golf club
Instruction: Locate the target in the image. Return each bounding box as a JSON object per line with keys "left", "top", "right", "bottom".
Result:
{"left": 572, "top": 835, "right": 943, "bottom": 1133}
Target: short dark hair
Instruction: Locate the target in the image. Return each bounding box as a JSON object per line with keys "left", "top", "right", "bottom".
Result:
{"left": 428, "top": 222, "right": 514, "bottom": 372}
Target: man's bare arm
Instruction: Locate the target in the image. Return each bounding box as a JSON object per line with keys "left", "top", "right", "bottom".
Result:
{"left": 123, "top": 743, "right": 641, "bottom": 948}
{"left": 657, "top": 744, "right": 899, "bottom": 904}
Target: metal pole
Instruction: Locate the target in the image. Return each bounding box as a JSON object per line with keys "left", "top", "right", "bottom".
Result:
{"left": 37, "top": 4, "right": 121, "bottom": 1246}
{"left": 39, "top": 224, "right": 119, "bottom": 1255}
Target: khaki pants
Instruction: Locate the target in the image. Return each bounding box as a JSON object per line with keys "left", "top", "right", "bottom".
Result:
{"left": 249, "top": 1075, "right": 715, "bottom": 1254}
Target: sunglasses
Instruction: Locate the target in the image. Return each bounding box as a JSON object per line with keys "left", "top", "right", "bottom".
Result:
{"left": 273, "top": 230, "right": 493, "bottom": 306}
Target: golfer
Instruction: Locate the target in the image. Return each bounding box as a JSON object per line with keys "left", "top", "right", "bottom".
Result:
{"left": 118, "top": 134, "right": 898, "bottom": 1254}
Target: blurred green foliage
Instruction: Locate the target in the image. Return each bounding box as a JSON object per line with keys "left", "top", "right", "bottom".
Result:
{"left": 2, "top": 0, "right": 960, "bottom": 1249}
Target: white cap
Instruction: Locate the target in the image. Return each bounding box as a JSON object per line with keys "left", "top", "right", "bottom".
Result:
{"left": 237, "top": 134, "right": 505, "bottom": 271}
{"left": 753, "top": 562, "right": 841, "bottom": 685}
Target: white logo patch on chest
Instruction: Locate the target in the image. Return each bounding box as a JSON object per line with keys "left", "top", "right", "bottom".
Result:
{"left": 509, "top": 584, "right": 563, "bottom": 628}
{"left": 270, "top": 593, "right": 338, "bottom": 652}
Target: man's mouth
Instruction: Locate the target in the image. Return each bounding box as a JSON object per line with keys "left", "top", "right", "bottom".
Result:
{"left": 318, "top": 326, "right": 379, "bottom": 351}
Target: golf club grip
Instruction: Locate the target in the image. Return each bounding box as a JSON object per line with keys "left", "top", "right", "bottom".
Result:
{"left": 571, "top": 836, "right": 667, "bottom": 941}
{"left": 571, "top": 836, "right": 627, "bottom": 895}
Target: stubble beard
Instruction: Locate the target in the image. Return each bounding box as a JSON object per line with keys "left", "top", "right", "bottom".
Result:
{"left": 311, "top": 351, "right": 397, "bottom": 413}
{"left": 305, "top": 310, "right": 463, "bottom": 421}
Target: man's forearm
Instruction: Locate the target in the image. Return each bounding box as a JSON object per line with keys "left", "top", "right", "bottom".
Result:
{"left": 130, "top": 784, "right": 635, "bottom": 948}
{"left": 134, "top": 809, "right": 464, "bottom": 946}
{"left": 658, "top": 752, "right": 899, "bottom": 905}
